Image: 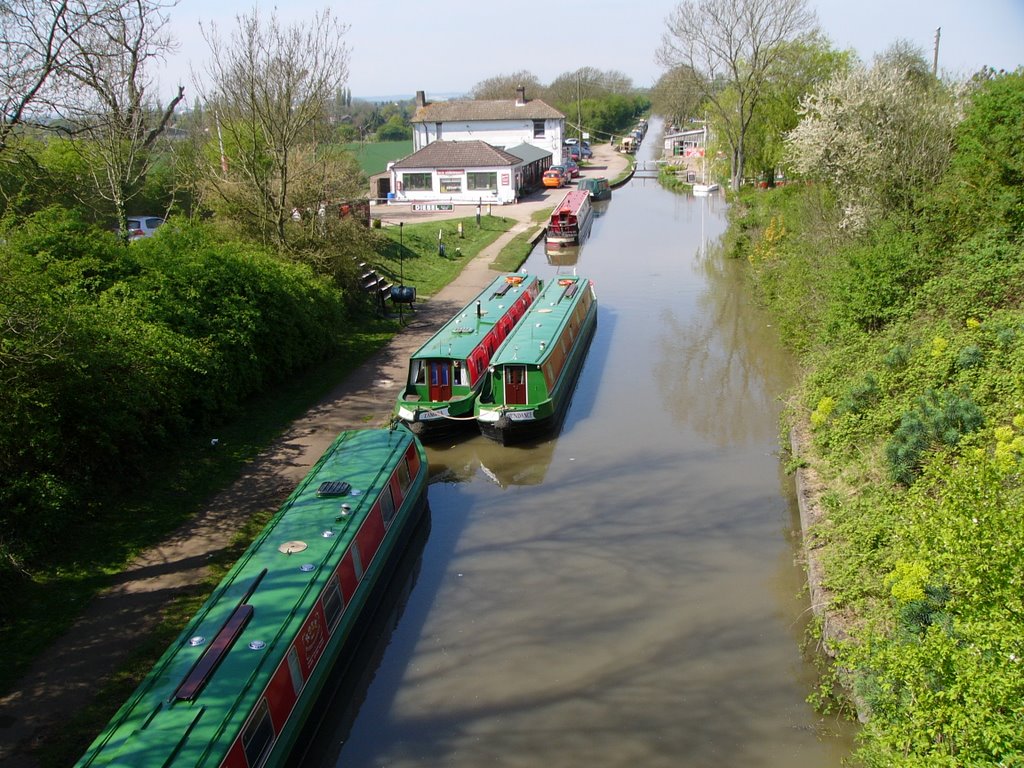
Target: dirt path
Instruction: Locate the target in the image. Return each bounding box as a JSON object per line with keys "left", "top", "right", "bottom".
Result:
{"left": 0, "top": 147, "right": 629, "bottom": 767}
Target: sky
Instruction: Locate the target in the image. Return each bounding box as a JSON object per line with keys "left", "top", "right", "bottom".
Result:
{"left": 155, "top": 0, "right": 1024, "bottom": 103}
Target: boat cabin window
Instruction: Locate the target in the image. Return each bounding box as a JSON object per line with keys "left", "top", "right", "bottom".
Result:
{"left": 411, "top": 360, "right": 426, "bottom": 384}
{"left": 397, "top": 459, "right": 412, "bottom": 493}
{"left": 452, "top": 360, "right": 464, "bottom": 386}
{"left": 242, "top": 699, "right": 275, "bottom": 768}
{"left": 380, "top": 485, "right": 397, "bottom": 527}
{"left": 322, "top": 579, "right": 343, "bottom": 631}
{"left": 287, "top": 647, "right": 304, "bottom": 698}
{"left": 350, "top": 543, "right": 364, "bottom": 581}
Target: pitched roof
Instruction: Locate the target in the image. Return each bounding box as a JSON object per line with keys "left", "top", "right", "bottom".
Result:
{"left": 412, "top": 98, "right": 564, "bottom": 123}
{"left": 505, "top": 142, "right": 552, "bottom": 163}
{"left": 390, "top": 140, "right": 523, "bottom": 170}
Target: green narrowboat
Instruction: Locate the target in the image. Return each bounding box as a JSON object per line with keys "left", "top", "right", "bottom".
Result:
{"left": 578, "top": 176, "right": 611, "bottom": 201}
{"left": 394, "top": 272, "right": 541, "bottom": 440}
{"left": 475, "top": 275, "right": 598, "bottom": 444}
{"left": 75, "top": 426, "right": 429, "bottom": 768}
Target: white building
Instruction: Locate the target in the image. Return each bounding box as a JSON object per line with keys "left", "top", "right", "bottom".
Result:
{"left": 411, "top": 87, "right": 567, "bottom": 165}
{"left": 389, "top": 140, "right": 536, "bottom": 206}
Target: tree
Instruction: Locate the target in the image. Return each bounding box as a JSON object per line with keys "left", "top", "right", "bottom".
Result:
{"left": 199, "top": 8, "right": 352, "bottom": 249}
{"left": 470, "top": 71, "right": 543, "bottom": 100}
{"left": 56, "top": 0, "right": 184, "bottom": 239}
{"left": 786, "top": 44, "right": 961, "bottom": 230}
{"left": 736, "top": 35, "right": 850, "bottom": 185}
{"left": 0, "top": 0, "right": 172, "bottom": 155}
{"left": 657, "top": 0, "right": 818, "bottom": 191}
{"left": 650, "top": 65, "right": 705, "bottom": 129}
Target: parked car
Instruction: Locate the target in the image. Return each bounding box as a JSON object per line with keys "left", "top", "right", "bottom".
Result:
{"left": 550, "top": 164, "right": 576, "bottom": 182}
{"left": 542, "top": 168, "right": 566, "bottom": 188}
{"left": 561, "top": 159, "right": 580, "bottom": 178}
{"left": 121, "top": 215, "right": 165, "bottom": 240}
{"left": 567, "top": 145, "right": 583, "bottom": 161}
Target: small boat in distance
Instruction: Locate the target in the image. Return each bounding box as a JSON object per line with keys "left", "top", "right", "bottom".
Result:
{"left": 578, "top": 176, "right": 611, "bottom": 201}
{"left": 75, "top": 426, "right": 430, "bottom": 768}
{"left": 545, "top": 189, "right": 595, "bottom": 251}
{"left": 476, "top": 275, "right": 598, "bottom": 444}
{"left": 394, "top": 272, "right": 541, "bottom": 440}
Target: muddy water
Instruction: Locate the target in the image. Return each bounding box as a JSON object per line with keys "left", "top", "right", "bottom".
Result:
{"left": 304, "top": 121, "right": 857, "bottom": 767}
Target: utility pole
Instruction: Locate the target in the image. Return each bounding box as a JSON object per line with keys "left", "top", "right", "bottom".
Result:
{"left": 933, "top": 27, "right": 941, "bottom": 77}
{"left": 576, "top": 71, "right": 582, "bottom": 141}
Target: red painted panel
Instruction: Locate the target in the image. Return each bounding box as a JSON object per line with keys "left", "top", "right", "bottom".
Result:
{"left": 356, "top": 507, "right": 385, "bottom": 565}
{"left": 295, "top": 604, "right": 328, "bottom": 679}
{"left": 220, "top": 738, "right": 248, "bottom": 768}
{"left": 265, "top": 657, "right": 298, "bottom": 731}
{"left": 338, "top": 552, "right": 358, "bottom": 602}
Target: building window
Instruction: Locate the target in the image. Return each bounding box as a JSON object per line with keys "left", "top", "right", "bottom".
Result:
{"left": 439, "top": 177, "right": 462, "bottom": 193}
{"left": 467, "top": 172, "right": 497, "bottom": 191}
{"left": 403, "top": 173, "right": 431, "bottom": 191}
{"left": 533, "top": 120, "right": 545, "bottom": 138}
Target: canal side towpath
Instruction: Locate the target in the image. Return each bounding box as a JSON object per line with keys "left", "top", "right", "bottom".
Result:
{"left": 0, "top": 144, "right": 629, "bottom": 768}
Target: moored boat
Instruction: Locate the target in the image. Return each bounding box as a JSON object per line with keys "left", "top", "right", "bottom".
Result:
{"left": 545, "top": 189, "right": 594, "bottom": 251}
{"left": 578, "top": 176, "right": 611, "bottom": 201}
{"left": 475, "top": 275, "right": 598, "bottom": 444}
{"left": 394, "top": 272, "right": 541, "bottom": 440}
{"left": 75, "top": 426, "right": 429, "bottom": 768}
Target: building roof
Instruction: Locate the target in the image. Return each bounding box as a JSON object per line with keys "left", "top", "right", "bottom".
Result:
{"left": 504, "top": 142, "right": 552, "bottom": 164}
{"left": 412, "top": 98, "right": 564, "bottom": 123}
{"left": 391, "top": 140, "right": 523, "bottom": 170}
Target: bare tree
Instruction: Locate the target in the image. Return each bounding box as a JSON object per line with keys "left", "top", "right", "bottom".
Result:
{"left": 658, "top": 0, "right": 818, "bottom": 191}
{"left": 650, "top": 65, "right": 705, "bottom": 129}
{"left": 0, "top": 0, "right": 133, "bottom": 153}
{"left": 198, "top": 8, "right": 351, "bottom": 250}
{"left": 52, "top": 0, "right": 183, "bottom": 236}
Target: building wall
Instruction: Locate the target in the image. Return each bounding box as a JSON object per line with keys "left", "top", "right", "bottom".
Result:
{"left": 389, "top": 164, "right": 521, "bottom": 206}
{"left": 413, "top": 118, "right": 566, "bottom": 164}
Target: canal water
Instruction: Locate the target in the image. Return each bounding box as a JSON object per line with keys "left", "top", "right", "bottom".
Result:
{"left": 300, "top": 119, "right": 857, "bottom": 767}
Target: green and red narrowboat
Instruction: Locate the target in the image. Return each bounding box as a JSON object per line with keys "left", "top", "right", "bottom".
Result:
{"left": 475, "top": 275, "right": 598, "bottom": 444}
{"left": 394, "top": 272, "right": 541, "bottom": 440}
{"left": 75, "top": 426, "right": 429, "bottom": 768}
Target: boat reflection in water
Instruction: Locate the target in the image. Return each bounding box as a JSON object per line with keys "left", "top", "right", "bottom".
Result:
{"left": 427, "top": 435, "right": 558, "bottom": 488}
{"left": 286, "top": 507, "right": 432, "bottom": 768}
{"left": 591, "top": 199, "right": 610, "bottom": 218}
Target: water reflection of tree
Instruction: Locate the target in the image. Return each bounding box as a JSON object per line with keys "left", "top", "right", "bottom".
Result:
{"left": 654, "top": 238, "right": 794, "bottom": 447}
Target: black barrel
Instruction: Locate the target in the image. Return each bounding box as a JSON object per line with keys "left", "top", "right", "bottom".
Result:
{"left": 391, "top": 285, "right": 416, "bottom": 304}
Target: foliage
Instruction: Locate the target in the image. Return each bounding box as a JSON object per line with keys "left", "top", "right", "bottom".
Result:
{"left": 786, "top": 44, "right": 961, "bottom": 230}
{"left": 0, "top": 212, "right": 349, "bottom": 567}
{"left": 198, "top": 7, "right": 354, "bottom": 250}
{"left": 735, "top": 68, "right": 1024, "bottom": 764}
{"left": 658, "top": 0, "right": 818, "bottom": 190}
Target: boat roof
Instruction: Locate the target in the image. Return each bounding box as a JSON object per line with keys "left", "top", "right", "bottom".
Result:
{"left": 490, "top": 276, "right": 592, "bottom": 367}
{"left": 409, "top": 272, "right": 538, "bottom": 361}
{"left": 551, "top": 189, "right": 591, "bottom": 215}
{"left": 77, "top": 427, "right": 422, "bottom": 767}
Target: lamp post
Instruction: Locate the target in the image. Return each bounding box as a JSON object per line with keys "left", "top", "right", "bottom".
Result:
{"left": 398, "top": 221, "right": 404, "bottom": 323}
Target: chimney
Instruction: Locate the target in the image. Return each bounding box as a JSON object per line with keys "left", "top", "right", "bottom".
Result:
{"left": 515, "top": 85, "right": 526, "bottom": 105}
{"left": 415, "top": 90, "right": 426, "bottom": 108}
